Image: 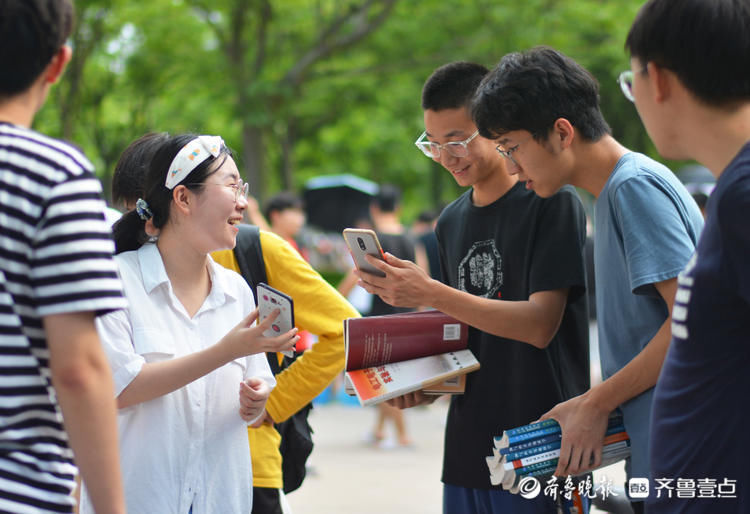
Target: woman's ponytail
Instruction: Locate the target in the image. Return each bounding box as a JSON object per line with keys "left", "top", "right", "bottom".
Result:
{"left": 112, "top": 209, "right": 148, "bottom": 254}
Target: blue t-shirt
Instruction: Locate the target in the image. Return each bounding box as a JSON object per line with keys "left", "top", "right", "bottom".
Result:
{"left": 594, "top": 152, "right": 703, "bottom": 480}
{"left": 649, "top": 143, "right": 750, "bottom": 513}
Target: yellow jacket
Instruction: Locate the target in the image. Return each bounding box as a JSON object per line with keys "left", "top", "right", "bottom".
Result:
{"left": 211, "top": 230, "right": 359, "bottom": 488}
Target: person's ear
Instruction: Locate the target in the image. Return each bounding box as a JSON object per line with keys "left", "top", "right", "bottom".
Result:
{"left": 44, "top": 45, "right": 72, "bottom": 85}
{"left": 646, "top": 62, "right": 672, "bottom": 103}
{"left": 552, "top": 118, "right": 575, "bottom": 151}
{"left": 172, "top": 185, "right": 193, "bottom": 216}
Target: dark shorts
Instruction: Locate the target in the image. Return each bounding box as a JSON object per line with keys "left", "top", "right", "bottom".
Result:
{"left": 443, "top": 483, "right": 589, "bottom": 514}
{"left": 252, "top": 487, "right": 283, "bottom": 514}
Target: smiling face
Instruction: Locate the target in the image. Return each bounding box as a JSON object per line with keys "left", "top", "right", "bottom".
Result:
{"left": 423, "top": 107, "right": 508, "bottom": 190}
{"left": 190, "top": 156, "right": 247, "bottom": 252}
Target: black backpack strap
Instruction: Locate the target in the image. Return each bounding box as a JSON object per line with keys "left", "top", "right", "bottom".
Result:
{"left": 233, "top": 224, "right": 266, "bottom": 303}
{"left": 234, "top": 224, "right": 313, "bottom": 494}
{"left": 232, "top": 225, "right": 279, "bottom": 373}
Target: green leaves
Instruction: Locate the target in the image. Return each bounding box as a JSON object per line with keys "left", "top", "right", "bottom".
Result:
{"left": 38, "top": 0, "right": 667, "bottom": 218}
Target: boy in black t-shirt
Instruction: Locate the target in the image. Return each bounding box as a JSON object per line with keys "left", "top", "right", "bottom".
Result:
{"left": 356, "top": 62, "right": 589, "bottom": 513}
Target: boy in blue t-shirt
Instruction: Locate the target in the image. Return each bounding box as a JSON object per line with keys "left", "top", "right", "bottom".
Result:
{"left": 470, "top": 46, "right": 704, "bottom": 514}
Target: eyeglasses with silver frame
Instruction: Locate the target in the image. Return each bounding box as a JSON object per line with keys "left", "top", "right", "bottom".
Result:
{"left": 184, "top": 179, "right": 249, "bottom": 203}
{"left": 618, "top": 70, "right": 636, "bottom": 102}
{"left": 229, "top": 180, "right": 250, "bottom": 203}
{"left": 415, "top": 130, "right": 479, "bottom": 159}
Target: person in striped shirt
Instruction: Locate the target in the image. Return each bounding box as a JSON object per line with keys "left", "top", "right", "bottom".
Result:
{"left": 0, "top": 1, "right": 127, "bottom": 513}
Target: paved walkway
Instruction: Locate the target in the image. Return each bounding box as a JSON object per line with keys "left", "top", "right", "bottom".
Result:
{"left": 286, "top": 399, "right": 447, "bottom": 513}
{"left": 285, "top": 323, "right": 629, "bottom": 513}
{"left": 284, "top": 398, "right": 627, "bottom": 514}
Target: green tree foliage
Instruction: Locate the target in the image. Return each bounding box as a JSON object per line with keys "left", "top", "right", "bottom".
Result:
{"left": 36, "top": 0, "right": 677, "bottom": 219}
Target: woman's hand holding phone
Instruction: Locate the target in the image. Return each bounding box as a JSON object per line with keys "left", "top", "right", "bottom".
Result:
{"left": 256, "top": 283, "right": 296, "bottom": 357}
{"left": 222, "top": 308, "right": 299, "bottom": 360}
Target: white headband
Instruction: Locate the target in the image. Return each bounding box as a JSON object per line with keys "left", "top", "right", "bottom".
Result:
{"left": 165, "top": 135, "right": 224, "bottom": 189}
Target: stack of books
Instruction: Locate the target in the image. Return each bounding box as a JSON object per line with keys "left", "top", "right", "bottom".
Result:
{"left": 343, "top": 310, "right": 480, "bottom": 406}
{"left": 486, "top": 412, "right": 630, "bottom": 492}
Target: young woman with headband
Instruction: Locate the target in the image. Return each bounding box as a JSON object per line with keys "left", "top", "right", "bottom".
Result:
{"left": 80, "top": 134, "right": 299, "bottom": 513}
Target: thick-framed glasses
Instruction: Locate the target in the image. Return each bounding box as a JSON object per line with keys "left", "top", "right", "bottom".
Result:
{"left": 618, "top": 70, "right": 636, "bottom": 102}
{"left": 415, "top": 130, "right": 479, "bottom": 158}
{"left": 184, "top": 179, "right": 249, "bottom": 203}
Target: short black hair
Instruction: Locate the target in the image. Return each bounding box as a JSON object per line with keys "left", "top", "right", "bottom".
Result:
{"left": 112, "top": 132, "right": 170, "bottom": 207}
{"left": 372, "top": 184, "right": 401, "bottom": 213}
{"left": 471, "top": 46, "right": 611, "bottom": 142}
{"left": 416, "top": 209, "right": 438, "bottom": 224}
{"left": 625, "top": 0, "right": 750, "bottom": 106}
{"left": 264, "top": 191, "right": 304, "bottom": 221}
{"left": 422, "top": 61, "right": 489, "bottom": 112}
{"left": 0, "top": 0, "right": 74, "bottom": 97}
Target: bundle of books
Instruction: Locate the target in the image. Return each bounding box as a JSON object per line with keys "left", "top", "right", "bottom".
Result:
{"left": 486, "top": 412, "right": 630, "bottom": 492}
{"left": 343, "top": 310, "right": 480, "bottom": 406}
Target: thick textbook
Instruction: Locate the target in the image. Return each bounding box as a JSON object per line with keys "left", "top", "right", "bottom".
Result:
{"left": 343, "top": 310, "right": 479, "bottom": 406}
{"left": 345, "top": 310, "right": 468, "bottom": 370}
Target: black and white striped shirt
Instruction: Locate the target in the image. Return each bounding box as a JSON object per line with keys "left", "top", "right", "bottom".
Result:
{"left": 0, "top": 122, "right": 125, "bottom": 513}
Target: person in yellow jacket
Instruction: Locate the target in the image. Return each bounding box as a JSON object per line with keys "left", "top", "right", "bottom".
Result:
{"left": 111, "top": 133, "right": 360, "bottom": 514}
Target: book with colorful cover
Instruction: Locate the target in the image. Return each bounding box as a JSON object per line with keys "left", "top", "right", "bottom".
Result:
{"left": 495, "top": 412, "right": 624, "bottom": 448}
{"left": 505, "top": 439, "right": 632, "bottom": 490}
{"left": 503, "top": 431, "right": 630, "bottom": 471}
{"left": 344, "top": 367, "right": 470, "bottom": 396}
{"left": 497, "top": 433, "right": 562, "bottom": 455}
{"left": 497, "top": 420, "right": 624, "bottom": 456}
{"left": 345, "top": 349, "right": 479, "bottom": 406}
{"left": 487, "top": 411, "right": 630, "bottom": 492}
{"left": 504, "top": 441, "right": 562, "bottom": 463}
{"left": 504, "top": 418, "right": 559, "bottom": 436}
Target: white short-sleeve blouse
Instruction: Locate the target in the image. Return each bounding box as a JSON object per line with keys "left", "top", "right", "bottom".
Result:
{"left": 83, "top": 243, "right": 274, "bottom": 514}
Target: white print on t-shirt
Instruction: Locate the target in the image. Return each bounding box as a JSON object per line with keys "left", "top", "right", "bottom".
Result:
{"left": 458, "top": 240, "right": 503, "bottom": 298}
{"left": 672, "top": 253, "right": 697, "bottom": 341}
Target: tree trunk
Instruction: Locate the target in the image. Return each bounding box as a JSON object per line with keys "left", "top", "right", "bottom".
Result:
{"left": 279, "top": 118, "right": 296, "bottom": 191}
{"left": 242, "top": 122, "right": 266, "bottom": 203}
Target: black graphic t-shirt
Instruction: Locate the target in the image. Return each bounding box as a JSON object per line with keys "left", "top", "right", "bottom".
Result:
{"left": 436, "top": 182, "right": 590, "bottom": 489}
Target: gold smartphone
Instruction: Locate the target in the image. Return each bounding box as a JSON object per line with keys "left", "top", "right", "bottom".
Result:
{"left": 342, "top": 228, "right": 386, "bottom": 277}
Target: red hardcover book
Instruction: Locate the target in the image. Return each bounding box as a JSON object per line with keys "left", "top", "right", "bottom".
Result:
{"left": 344, "top": 310, "right": 469, "bottom": 371}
